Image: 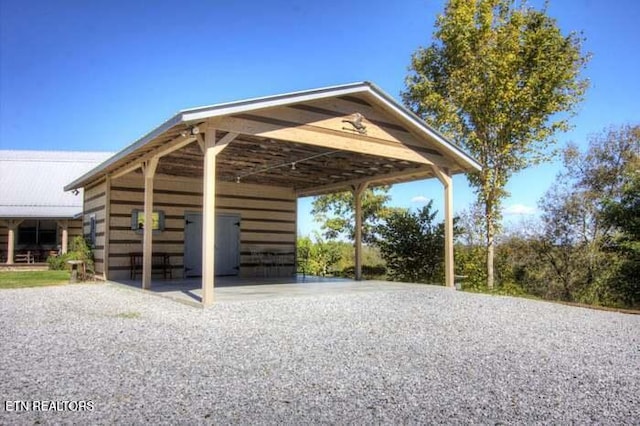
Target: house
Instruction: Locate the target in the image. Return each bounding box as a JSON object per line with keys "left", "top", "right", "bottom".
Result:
{"left": 0, "top": 150, "right": 113, "bottom": 264}
{"left": 64, "top": 82, "right": 482, "bottom": 305}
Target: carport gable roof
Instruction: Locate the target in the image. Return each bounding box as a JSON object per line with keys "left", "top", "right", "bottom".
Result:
{"left": 65, "top": 82, "right": 481, "bottom": 192}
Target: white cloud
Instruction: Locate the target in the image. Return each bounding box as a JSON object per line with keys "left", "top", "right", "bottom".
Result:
{"left": 411, "top": 195, "right": 430, "bottom": 204}
{"left": 503, "top": 203, "right": 536, "bottom": 216}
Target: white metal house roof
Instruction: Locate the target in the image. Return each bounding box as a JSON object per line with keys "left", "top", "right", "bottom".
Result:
{"left": 0, "top": 150, "right": 113, "bottom": 219}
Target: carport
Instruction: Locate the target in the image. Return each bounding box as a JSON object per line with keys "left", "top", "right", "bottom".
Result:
{"left": 65, "top": 82, "right": 481, "bottom": 306}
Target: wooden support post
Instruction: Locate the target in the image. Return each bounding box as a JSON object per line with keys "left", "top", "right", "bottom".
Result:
{"left": 202, "top": 129, "right": 217, "bottom": 306}
{"left": 142, "top": 157, "right": 159, "bottom": 290}
{"left": 201, "top": 129, "right": 238, "bottom": 306}
{"left": 353, "top": 183, "right": 368, "bottom": 281}
{"left": 57, "top": 220, "right": 69, "bottom": 254}
{"left": 104, "top": 175, "right": 112, "bottom": 280}
{"left": 6, "top": 220, "right": 23, "bottom": 264}
{"left": 433, "top": 166, "right": 454, "bottom": 288}
{"left": 7, "top": 225, "right": 15, "bottom": 265}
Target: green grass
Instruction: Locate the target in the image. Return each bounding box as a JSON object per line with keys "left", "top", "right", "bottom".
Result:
{"left": 0, "top": 270, "right": 71, "bottom": 289}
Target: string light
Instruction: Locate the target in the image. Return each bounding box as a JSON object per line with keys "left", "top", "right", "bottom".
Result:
{"left": 234, "top": 149, "right": 340, "bottom": 182}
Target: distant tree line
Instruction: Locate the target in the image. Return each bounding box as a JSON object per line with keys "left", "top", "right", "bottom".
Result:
{"left": 463, "top": 125, "right": 638, "bottom": 307}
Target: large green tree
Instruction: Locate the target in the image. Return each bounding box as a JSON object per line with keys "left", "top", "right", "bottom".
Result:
{"left": 403, "top": 0, "right": 589, "bottom": 288}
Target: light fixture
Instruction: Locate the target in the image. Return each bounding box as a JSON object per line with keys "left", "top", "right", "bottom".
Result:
{"left": 72, "top": 189, "right": 79, "bottom": 196}
{"left": 234, "top": 150, "right": 341, "bottom": 181}
{"left": 190, "top": 126, "right": 200, "bottom": 135}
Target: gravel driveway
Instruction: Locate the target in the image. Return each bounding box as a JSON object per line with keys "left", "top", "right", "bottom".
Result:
{"left": 1, "top": 282, "right": 638, "bottom": 424}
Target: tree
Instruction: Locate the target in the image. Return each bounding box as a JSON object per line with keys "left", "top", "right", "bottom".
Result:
{"left": 602, "top": 175, "right": 640, "bottom": 307}
{"left": 403, "top": 0, "right": 589, "bottom": 288}
{"left": 456, "top": 202, "right": 486, "bottom": 247}
{"left": 297, "top": 233, "right": 343, "bottom": 277}
{"left": 536, "top": 184, "right": 603, "bottom": 301}
{"left": 311, "top": 186, "right": 395, "bottom": 243}
{"left": 376, "top": 201, "right": 449, "bottom": 283}
{"left": 296, "top": 235, "right": 312, "bottom": 277}
{"left": 600, "top": 130, "right": 640, "bottom": 307}
{"left": 536, "top": 125, "right": 639, "bottom": 304}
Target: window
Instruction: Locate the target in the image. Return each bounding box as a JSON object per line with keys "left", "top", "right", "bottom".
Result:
{"left": 18, "top": 220, "right": 37, "bottom": 246}
{"left": 39, "top": 221, "right": 57, "bottom": 245}
{"left": 17, "top": 220, "right": 58, "bottom": 247}
{"left": 88, "top": 215, "right": 97, "bottom": 247}
{"left": 131, "top": 209, "right": 165, "bottom": 234}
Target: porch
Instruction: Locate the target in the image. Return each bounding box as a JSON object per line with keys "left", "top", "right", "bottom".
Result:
{"left": 110, "top": 275, "right": 404, "bottom": 307}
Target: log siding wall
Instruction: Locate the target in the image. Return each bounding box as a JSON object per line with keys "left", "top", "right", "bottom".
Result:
{"left": 83, "top": 181, "right": 108, "bottom": 277}
{"left": 0, "top": 223, "right": 6, "bottom": 261}
{"left": 66, "top": 219, "right": 84, "bottom": 242}
{"left": 106, "top": 173, "right": 296, "bottom": 280}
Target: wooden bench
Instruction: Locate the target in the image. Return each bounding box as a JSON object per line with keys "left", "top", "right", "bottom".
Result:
{"left": 15, "top": 251, "right": 35, "bottom": 264}
{"left": 129, "top": 252, "right": 172, "bottom": 280}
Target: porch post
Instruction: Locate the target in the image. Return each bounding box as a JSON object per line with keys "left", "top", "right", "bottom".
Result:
{"left": 6, "top": 220, "right": 23, "bottom": 265}
{"left": 202, "top": 128, "right": 217, "bottom": 306}
{"left": 58, "top": 220, "right": 69, "bottom": 254}
{"left": 142, "top": 157, "right": 159, "bottom": 290}
{"left": 353, "top": 183, "right": 368, "bottom": 281}
{"left": 433, "top": 166, "right": 454, "bottom": 288}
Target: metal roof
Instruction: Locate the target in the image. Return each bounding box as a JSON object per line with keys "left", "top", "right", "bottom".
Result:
{"left": 0, "top": 150, "right": 113, "bottom": 218}
{"left": 65, "top": 82, "right": 481, "bottom": 190}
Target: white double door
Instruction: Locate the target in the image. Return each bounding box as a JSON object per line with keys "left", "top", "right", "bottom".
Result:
{"left": 184, "top": 212, "right": 240, "bottom": 277}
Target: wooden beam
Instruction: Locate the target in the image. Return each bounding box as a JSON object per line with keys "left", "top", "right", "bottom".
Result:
{"left": 201, "top": 127, "right": 236, "bottom": 306}
{"left": 353, "top": 182, "right": 369, "bottom": 281}
{"left": 433, "top": 165, "right": 454, "bottom": 288}
{"left": 111, "top": 162, "right": 143, "bottom": 181}
{"left": 142, "top": 156, "right": 159, "bottom": 290}
{"left": 202, "top": 128, "right": 216, "bottom": 306}
{"left": 209, "top": 116, "right": 435, "bottom": 165}
{"left": 196, "top": 134, "right": 205, "bottom": 153}
{"left": 111, "top": 134, "right": 196, "bottom": 180}
{"left": 209, "top": 131, "right": 239, "bottom": 156}
{"left": 296, "top": 166, "right": 433, "bottom": 197}
{"left": 250, "top": 105, "right": 442, "bottom": 156}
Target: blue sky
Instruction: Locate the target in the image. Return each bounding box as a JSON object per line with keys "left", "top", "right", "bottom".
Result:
{"left": 1, "top": 0, "right": 638, "bottom": 236}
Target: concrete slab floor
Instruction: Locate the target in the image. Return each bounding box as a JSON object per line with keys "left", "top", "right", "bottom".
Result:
{"left": 108, "top": 275, "right": 430, "bottom": 307}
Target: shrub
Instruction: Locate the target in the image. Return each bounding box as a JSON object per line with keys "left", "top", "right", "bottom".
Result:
{"left": 47, "top": 236, "right": 95, "bottom": 277}
{"left": 454, "top": 245, "right": 487, "bottom": 290}
{"left": 376, "top": 202, "right": 445, "bottom": 284}
{"left": 339, "top": 264, "right": 387, "bottom": 280}
{"left": 47, "top": 253, "right": 69, "bottom": 270}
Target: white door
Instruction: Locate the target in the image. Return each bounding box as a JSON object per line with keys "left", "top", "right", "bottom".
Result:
{"left": 215, "top": 214, "right": 241, "bottom": 276}
{"left": 184, "top": 213, "right": 203, "bottom": 277}
{"left": 184, "top": 213, "right": 240, "bottom": 277}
